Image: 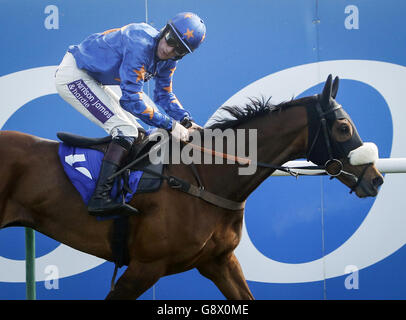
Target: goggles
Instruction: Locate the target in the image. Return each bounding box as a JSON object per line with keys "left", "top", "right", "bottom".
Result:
{"left": 164, "top": 30, "right": 189, "bottom": 57}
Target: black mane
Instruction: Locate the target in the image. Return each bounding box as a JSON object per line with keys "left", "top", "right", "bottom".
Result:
{"left": 206, "top": 95, "right": 317, "bottom": 130}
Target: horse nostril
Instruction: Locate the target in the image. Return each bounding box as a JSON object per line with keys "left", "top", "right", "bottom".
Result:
{"left": 372, "top": 176, "right": 384, "bottom": 188}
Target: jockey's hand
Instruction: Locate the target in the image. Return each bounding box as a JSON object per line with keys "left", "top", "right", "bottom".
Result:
{"left": 171, "top": 121, "right": 189, "bottom": 142}
{"left": 180, "top": 116, "right": 203, "bottom": 132}
{"left": 189, "top": 122, "right": 203, "bottom": 131}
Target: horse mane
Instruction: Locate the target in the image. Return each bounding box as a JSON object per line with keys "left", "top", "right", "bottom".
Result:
{"left": 206, "top": 95, "right": 317, "bottom": 130}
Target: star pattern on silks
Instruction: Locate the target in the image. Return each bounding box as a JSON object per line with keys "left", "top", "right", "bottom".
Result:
{"left": 141, "top": 104, "right": 154, "bottom": 120}
{"left": 102, "top": 24, "right": 130, "bottom": 35}
{"left": 183, "top": 28, "right": 194, "bottom": 40}
{"left": 171, "top": 97, "right": 183, "bottom": 108}
{"left": 169, "top": 67, "right": 176, "bottom": 78}
{"left": 133, "top": 65, "right": 146, "bottom": 82}
{"left": 101, "top": 27, "right": 120, "bottom": 35}
{"left": 200, "top": 32, "right": 206, "bottom": 43}
{"left": 163, "top": 81, "right": 173, "bottom": 93}
{"left": 184, "top": 13, "right": 193, "bottom": 19}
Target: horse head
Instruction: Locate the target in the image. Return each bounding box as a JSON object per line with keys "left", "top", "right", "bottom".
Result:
{"left": 307, "top": 74, "right": 384, "bottom": 197}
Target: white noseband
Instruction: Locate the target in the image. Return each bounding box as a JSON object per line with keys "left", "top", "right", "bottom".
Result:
{"left": 348, "top": 142, "right": 379, "bottom": 165}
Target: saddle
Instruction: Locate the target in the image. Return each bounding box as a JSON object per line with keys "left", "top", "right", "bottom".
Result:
{"left": 57, "top": 130, "right": 165, "bottom": 276}
{"left": 57, "top": 130, "right": 164, "bottom": 194}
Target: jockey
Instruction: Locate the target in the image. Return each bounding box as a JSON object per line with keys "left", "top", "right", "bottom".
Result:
{"left": 55, "top": 12, "right": 206, "bottom": 216}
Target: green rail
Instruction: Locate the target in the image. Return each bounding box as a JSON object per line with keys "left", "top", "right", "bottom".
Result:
{"left": 25, "top": 228, "right": 36, "bottom": 300}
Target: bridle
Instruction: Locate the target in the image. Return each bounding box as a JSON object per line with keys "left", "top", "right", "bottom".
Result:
{"left": 237, "top": 95, "right": 371, "bottom": 194}
{"left": 181, "top": 95, "right": 372, "bottom": 196}
{"left": 284, "top": 95, "right": 371, "bottom": 193}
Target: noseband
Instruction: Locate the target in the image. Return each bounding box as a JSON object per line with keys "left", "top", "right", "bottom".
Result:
{"left": 305, "top": 97, "right": 371, "bottom": 193}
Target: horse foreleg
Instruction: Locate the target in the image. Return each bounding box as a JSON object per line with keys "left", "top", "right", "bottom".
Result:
{"left": 197, "top": 252, "right": 254, "bottom": 300}
{"left": 105, "top": 260, "right": 164, "bottom": 300}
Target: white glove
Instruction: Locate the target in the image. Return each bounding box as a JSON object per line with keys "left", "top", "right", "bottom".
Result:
{"left": 171, "top": 121, "right": 189, "bottom": 141}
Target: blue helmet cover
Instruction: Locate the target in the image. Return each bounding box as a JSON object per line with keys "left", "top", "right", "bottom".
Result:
{"left": 168, "top": 12, "right": 206, "bottom": 53}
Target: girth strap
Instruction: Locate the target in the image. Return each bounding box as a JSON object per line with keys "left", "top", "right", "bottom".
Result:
{"left": 141, "top": 167, "right": 245, "bottom": 211}
{"left": 110, "top": 216, "right": 130, "bottom": 292}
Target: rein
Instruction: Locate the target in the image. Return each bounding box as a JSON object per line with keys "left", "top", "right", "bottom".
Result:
{"left": 109, "top": 136, "right": 246, "bottom": 211}
{"left": 184, "top": 140, "right": 316, "bottom": 177}
{"left": 183, "top": 99, "right": 350, "bottom": 178}
{"left": 109, "top": 98, "right": 367, "bottom": 211}
{"left": 182, "top": 98, "right": 371, "bottom": 195}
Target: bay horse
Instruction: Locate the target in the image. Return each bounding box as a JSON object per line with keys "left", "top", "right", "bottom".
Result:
{"left": 0, "top": 75, "right": 383, "bottom": 299}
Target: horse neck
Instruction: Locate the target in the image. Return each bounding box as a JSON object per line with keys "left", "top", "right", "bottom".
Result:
{"left": 201, "top": 104, "right": 309, "bottom": 202}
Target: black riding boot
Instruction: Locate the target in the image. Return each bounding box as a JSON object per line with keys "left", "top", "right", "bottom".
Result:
{"left": 88, "top": 137, "right": 139, "bottom": 217}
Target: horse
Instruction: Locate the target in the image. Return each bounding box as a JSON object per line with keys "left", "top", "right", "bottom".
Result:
{"left": 0, "top": 75, "right": 383, "bottom": 299}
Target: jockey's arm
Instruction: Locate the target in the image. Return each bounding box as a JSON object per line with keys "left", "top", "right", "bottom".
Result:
{"left": 119, "top": 62, "right": 173, "bottom": 130}
{"left": 153, "top": 65, "right": 196, "bottom": 127}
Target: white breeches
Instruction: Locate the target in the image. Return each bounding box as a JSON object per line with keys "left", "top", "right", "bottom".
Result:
{"left": 54, "top": 52, "right": 142, "bottom": 138}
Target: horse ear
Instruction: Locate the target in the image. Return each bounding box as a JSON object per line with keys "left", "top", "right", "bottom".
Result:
{"left": 332, "top": 76, "right": 339, "bottom": 99}
{"left": 321, "top": 74, "right": 333, "bottom": 104}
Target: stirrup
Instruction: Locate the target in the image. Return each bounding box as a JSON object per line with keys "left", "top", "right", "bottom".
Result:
{"left": 88, "top": 191, "right": 139, "bottom": 217}
{"left": 88, "top": 202, "right": 139, "bottom": 217}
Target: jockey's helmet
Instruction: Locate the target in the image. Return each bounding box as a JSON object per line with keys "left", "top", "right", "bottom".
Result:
{"left": 160, "top": 12, "right": 206, "bottom": 60}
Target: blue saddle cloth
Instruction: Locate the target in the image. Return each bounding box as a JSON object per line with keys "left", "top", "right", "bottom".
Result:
{"left": 58, "top": 143, "right": 143, "bottom": 205}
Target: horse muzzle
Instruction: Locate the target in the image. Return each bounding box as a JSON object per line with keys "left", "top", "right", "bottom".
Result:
{"left": 341, "top": 163, "right": 384, "bottom": 198}
{"left": 356, "top": 169, "right": 384, "bottom": 197}
{"left": 349, "top": 142, "right": 383, "bottom": 197}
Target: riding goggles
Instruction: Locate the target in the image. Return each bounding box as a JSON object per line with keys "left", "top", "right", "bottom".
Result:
{"left": 164, "top": 30, "right": 189, "bottom": 57}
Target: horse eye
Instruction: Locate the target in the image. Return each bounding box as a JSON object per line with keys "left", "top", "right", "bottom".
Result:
{"left": 340, "top": 124, "right": 350, "bottom": 134}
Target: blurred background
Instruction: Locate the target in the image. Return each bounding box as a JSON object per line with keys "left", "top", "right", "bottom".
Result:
{"left": 0, "top": 0, "right": 405, "bottom": 299}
